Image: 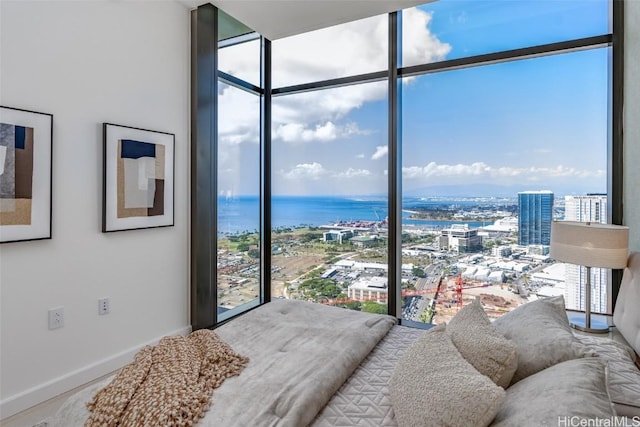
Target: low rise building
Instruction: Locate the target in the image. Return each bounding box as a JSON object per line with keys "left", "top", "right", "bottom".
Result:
{"left": 492, "top": 245, "right": 512, "bottom": 258}
{"left": 527, "top": 245, "right": 550, "bottom": 256}
{"left": 348, "top": 276, "right": 388, "bottom": 303}
{"left": 531, "top": 263, "right": 567, "bottom": 286}
{"left": 351, "top": 235, "right": 378, "bottom": 247}
{"left": 323, "top": 229, "right": 353, "bottom": 244}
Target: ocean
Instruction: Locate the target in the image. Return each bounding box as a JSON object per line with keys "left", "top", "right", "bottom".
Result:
{"left": 217, "top": 195, "right": 515, "bottom": 235}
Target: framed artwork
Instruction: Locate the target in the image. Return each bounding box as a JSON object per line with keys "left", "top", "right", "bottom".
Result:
{"left": 0, "top": 106, "right": 53, "bottom": 243}
{"left": 102, "top": 123, "right": 175, "bottom": 232}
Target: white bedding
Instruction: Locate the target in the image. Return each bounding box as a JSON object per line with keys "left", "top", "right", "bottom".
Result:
{"left": 50, "top": 299, "right": 396, "bottom": 427}
{"left": 312, "top": 325, "right": 425, "bottom": 427}
{"left": 575, "top": 333, "right": 640, "bottom": 417}
{"left": 47, "top": 278, "right": 640, "bottom": 426}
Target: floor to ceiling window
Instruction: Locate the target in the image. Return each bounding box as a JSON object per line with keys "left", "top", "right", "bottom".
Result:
{"left": 398, "top": 0, "right": 613, "bottom": 325}
{"left": 400, "top": 48, "right": 610, "bottom": 324}
{"left": 269, "top": 15, "right": 391, "bottom": 314}
{"left": 191, "top": 0, "right": 620, "bottom": 329}
{"left": 216, "top": 82, "right": 261, "bottom": 320}
{"left": 270, "top": 82, "right": 389, "bottom": 313}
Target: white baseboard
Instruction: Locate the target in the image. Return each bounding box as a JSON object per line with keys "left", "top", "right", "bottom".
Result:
{"left": 0, "top": 326, "right": 192, "bottom": 420}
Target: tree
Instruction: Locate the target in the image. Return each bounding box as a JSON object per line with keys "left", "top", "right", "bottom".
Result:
{"left": 248, "top": 249, "right": 260, "bottom": 258}
{"left": 339, "top": 301, "right": 361, "bottom": 311}
{"left": 411, "top": 267, "right": 424, "bottom": 278}
{"left": 300, "top": 232, "right": 323, "bottom": 243}
{"left": 361, "top": 301, "right": 387, "bottom": 314}
{"left": 298, "top": 277, "right": 342, "bottom": 301}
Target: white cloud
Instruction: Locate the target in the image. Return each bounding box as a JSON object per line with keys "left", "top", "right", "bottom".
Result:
{"left": 271, "top": 83, "right": 386, "bottom": 143}
{"left": 219, "top": 7, "right": 450, "bottom": 145}
{"left": 356, "top": 153, "right": 365, "bottom": 159}
{"left": 272, "top": 8, "right": 450, "bottom": 87}
{"left": 280, "top": 162, "right": 328, "bottom": 180}
{"left": 273, "top": 120, "right": 369, "bottom": 143}
{"left": 402, "top": 8, "right": 452, "bottom": 68}
{"left": 371, "top": 145, "right": 388, "bottom": 160}
{"left": 271, "top": 15, "right": 388, "bottom": 87}
{"left": 402, "top": 161, "right": 606, "bottom": 181}
{"left": 218, "top": 84, "right": 260, "bottom": 146}
{"left": 280, "top": 163, "right": 372, "bottom": 181}
{"left": 336, "top": 168, "right": 373, "bottom": 178}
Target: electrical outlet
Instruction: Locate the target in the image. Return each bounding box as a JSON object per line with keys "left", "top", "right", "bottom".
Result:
{"left": 48, "top": 307, "right": 64, "bottom": 330}
{"left": 99, "top": 298, "right": 110, "bottom": 315}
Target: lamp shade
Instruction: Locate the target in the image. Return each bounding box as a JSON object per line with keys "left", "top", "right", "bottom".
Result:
{"left": 550, "top": 221, "right": 629, "bottom": 269}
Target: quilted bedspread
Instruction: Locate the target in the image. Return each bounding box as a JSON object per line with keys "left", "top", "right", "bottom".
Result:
{"left": 206, "top": 299, "right": 396, "bottom": 426}
{"left": 50, "top": 299, "right": 396, "bottom": 427}
{"left": 312, "top": 325, "right": 425, "bottom": 427}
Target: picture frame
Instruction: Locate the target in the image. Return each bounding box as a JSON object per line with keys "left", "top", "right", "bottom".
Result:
{"left": 0, "top": 106, "right": 53, "bottom": 243}
{"left": 102, "top": 123, "right": 175, "bottom": 232}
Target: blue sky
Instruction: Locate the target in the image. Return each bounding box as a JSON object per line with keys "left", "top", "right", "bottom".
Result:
{"left": 218, "top": 0, "right": 610, "bottom": 198}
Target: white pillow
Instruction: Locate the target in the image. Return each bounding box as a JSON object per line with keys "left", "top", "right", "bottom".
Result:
{"left": 447, "top": 299, "right": 518, "bottom": 388}
{"left": 493, "top": 295, "right": 595, "bottom": 384}
{"left": 574, "top": 334, "right": 640, "bottom": 417}
{"left": 490, "top": 358, "right": 616, "bottom": 427}
{"left": 613, "top": 252, "right": 640, "bottom": 355}
{"left": 389, "top": 325, "right": 506, "bottom": 427}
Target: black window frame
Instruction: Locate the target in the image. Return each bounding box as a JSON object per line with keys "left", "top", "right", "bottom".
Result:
{"left": 191, "top": 1, "right": 623, "bottom": 330}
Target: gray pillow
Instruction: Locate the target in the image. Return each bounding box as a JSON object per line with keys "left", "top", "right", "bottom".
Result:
{"left": 447, "top": 298, "right": 518, "bottom": 388}
{"left": 490, "top": 358, "right": 616, "bottom": 427}
{"left": 389, "top": 325, "right": 506, "bottom": 427}
{"left": 493, "top": 295, "right": 595, "bottom": 384}
{"left": 574, "top": 334, "right": 640, "bottom": 416}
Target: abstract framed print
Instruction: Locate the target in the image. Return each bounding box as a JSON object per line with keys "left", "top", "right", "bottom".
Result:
{"left": 0, "top": 106, "right": 53, "bottom": 243}
{"left": 102, "top": 123, "right": 174, "bottom": 232}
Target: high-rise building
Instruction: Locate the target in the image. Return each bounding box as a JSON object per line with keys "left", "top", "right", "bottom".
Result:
{"left": 518, "top": 190, "right": 554, "bottom": 246}
{"left": 563, "top": 194, "right": 608, "bottom": 313}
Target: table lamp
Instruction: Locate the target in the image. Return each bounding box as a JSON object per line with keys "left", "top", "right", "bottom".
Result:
{"left": 550, "top": 221, "right": 629, "bottom": 333}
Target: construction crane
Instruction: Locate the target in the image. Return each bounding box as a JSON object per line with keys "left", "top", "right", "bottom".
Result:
{"left": 455, "top": 274, "right": 464, "bottom": 309}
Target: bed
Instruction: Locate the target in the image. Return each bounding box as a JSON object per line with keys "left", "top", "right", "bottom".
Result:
{"left": 50, "top": 252, "right": 640, "bottom": 427}
{"left": 51, "top": 299, "right": 416, "bottom": 427}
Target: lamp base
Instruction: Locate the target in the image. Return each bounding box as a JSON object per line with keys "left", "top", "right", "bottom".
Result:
{"left": 570, "top": 318, "right": 610, "bottom": 334}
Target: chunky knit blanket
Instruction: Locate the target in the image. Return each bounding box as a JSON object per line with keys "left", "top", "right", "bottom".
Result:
{"left": 85, "top": 329, "right": 249, "bottom": 427}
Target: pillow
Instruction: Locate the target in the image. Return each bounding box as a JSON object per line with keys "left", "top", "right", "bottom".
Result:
{"left": 493, "top": 295, "right": 595, "bottom": 384}
{"left": 490, "top": 358, "right": 616, "bottom": 427}
{"left": 389, "top": 325, "right": 506, "bottom": 427}
{"left": 447, "top": 298, "right": 518, "bottom": 388}
{"left": 574, "top": 334, "right": 640, "bottom": 416}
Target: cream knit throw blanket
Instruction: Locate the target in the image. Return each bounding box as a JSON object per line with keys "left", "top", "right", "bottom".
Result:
{"left": 85, "top": 329, "right": 249, "bottom": 427}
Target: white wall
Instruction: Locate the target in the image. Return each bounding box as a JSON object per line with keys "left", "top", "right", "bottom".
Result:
{"left": 0, "top": 0, "right": 190, "bottom": 417}
{"left": 626, "top": 0, "right": 640, "bottom": 252}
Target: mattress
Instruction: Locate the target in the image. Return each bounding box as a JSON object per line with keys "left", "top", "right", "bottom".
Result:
{"left": 312, "top": 325, "right": 426, "bottom": 427}
{"left": 48, "top": 309, "right": 640, "bottom": 426}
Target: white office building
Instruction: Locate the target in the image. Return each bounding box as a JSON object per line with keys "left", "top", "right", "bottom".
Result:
{"left": 439, "top": 224, "right": 482, "bottom": 253}
{"left": 563, "top": 194, "right": 609, "bottom": 313}
{"left": 348, "top": 277, "right": 388, "bottom": 303}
